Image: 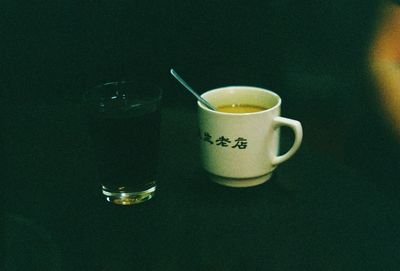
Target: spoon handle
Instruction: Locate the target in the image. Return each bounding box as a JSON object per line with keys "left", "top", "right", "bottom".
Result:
{"left": 170, "top": 69, "right": 216, "bottom": 110}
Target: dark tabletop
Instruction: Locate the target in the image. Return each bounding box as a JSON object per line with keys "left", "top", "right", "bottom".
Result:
{"left": 2, "top": 100, "right": 400, "bottom": 271}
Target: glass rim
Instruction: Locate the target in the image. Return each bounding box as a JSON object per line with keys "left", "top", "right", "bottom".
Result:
{"left": 83, "top": 80, "right": 163, "bottom": 104}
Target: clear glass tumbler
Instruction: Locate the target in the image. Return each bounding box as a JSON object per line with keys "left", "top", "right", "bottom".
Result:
{"left": 84, "top": 81, "right": 162, "bottom": 205}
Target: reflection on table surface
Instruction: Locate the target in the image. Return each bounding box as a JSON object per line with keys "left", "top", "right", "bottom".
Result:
{"left": 3, "top": 102, "right": 400, "bottom": 271}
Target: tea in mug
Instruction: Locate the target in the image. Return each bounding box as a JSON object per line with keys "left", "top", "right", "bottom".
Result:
{"left": 217, "top": 104, "right": 267, "bottom": 113}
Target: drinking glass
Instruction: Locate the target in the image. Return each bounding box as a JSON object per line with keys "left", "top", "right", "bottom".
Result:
{"left": 84, "top": 81, "right": 162, "bottom": 205}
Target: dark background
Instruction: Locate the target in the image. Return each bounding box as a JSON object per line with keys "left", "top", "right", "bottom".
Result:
{"left": 1, "top": 0, "right": 397, "bottom": 180}
{"left": 0, "top": 0, "right": 379, "bottom": 101}
{"left": 2, "top": 0, "right": 400, "bottom": 270}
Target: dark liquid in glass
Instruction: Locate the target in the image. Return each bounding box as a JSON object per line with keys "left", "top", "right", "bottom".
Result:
{"left": 89, "top": 104, "right": 161, "bottom": 192}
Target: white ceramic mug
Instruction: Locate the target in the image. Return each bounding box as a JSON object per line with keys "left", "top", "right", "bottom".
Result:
{"left": 198, "top": 86, "right": 303, "bottom": 187}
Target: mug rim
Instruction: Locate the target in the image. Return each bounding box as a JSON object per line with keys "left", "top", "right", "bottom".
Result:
{"left": 198, "top": 86, "right": 282, "bottom": 115}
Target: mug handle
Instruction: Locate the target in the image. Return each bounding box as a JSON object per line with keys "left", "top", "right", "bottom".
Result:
{"left": 271, "top": 116, "right": 303, "bottom": 165}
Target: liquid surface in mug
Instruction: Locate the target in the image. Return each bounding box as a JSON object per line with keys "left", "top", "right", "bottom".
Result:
{"left": 217, "top": 104, "right": 267, "bottom": 113}
{"left": 88, "top": 104, "right": 161, "bottom": 191}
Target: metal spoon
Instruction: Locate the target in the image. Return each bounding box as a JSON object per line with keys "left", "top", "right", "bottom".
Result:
{"left": 170, "top": 69, "right": 217, "bottom": 111}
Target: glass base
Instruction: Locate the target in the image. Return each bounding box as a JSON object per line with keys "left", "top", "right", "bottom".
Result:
{"left": 102, "top": 186, "right": 156, "bottom": 205}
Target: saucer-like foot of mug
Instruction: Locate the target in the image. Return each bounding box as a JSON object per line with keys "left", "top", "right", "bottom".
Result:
{"left": 209, "top": 172, "right": 273, "bottom": 188}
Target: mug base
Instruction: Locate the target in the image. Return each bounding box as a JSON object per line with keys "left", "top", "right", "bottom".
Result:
{"left": 209, "top": 172, "right": 273, "bottom": 188}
